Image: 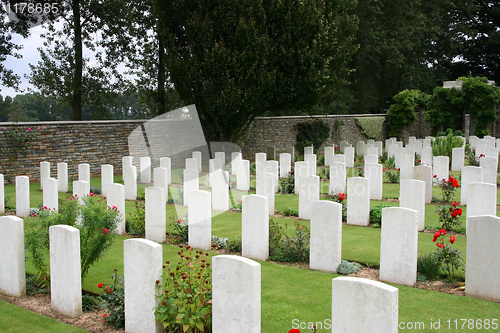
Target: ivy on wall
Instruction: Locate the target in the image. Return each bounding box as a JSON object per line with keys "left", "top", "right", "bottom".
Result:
{"left": 355, "top": 117, "right": 385, "bottom": 139}
{"left": 295, "top": 119, "right": 330, "bottom": 155}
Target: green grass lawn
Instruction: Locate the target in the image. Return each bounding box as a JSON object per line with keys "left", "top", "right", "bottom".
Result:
{"left": 1, "top": 171, "right": 499, "bottom": 332}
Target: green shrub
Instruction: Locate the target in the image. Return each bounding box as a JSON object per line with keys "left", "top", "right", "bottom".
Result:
{"left": 387, "top": 89, "right": 428, "bottom": 137}
{"left": 417, "top": 253, "right": 441, "bottom": 281}
{"left": 169, "top": 215, "right": 188, "bottom": 243}
{"left": 425, "top": 86, "right": 464, "bottom": 135}
{"left": 126, "top": 201, "right": 145, "bottom": 237}
{"left": 155, "top": 245, "right": 212, "bottom": 332}
{"left": 369, "top": 204, "right": 390, "bottom": 227}
{"left": 269, "top": 222, "right": 310, "bottom": 263}
{"left": 278, "top": 168, "right": 295, "bottom": 194}
{"left": 355, "top": 117, "right": 385, "bottom": 139}
{"left": 431, "top": 129, "right": 464, "bottom": 158}
{"left": 336, "top": 260, "right": 362, "bottom": 275}
{"left": 98, "top": 269, "right": 125, "bottom": 329}
{"left": 82, "top": 293, "right": 100, "bottom": 312}
{"left": 211, "top": 235, "right": 228, "bottom": 249}
{"left": 281, "top": 207, "right": 299, "bottom": 217}
{"left": 295, "top": 119, "right": 330, "bottom": 155}
{"left": 226, "top": 237, "right": 242, "bottom": 253}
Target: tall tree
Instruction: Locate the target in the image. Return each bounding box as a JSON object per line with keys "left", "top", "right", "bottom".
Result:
{"left": 153, "top": 0, "right": 358, "bottom": 144}
{"left": 28, "top": 0, "right": 129, "bottom": 120}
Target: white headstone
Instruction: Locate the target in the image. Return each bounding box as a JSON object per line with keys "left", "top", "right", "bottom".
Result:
{"left": 420, "top": 147, "right": 433, "bottom": 166}
{"left": 0, "top": 216, "right": 25, "bottom": 297}
{"left": 183, "top": 168, "right": 199, "bottom": 206}
{"left": 329, "top": 162, "right": 346, "bottom": 195}
{"left": 399, "top": 179, "right": 426, "bottom": 231}
{"left": 347, "top": 177, "right": 370, "bottom": 226}
{"left": 78, "top": 163, "right": 90, "bottom": 183}
{"left": 460, "top": 166, "right": 483, "bottom": 205}
{"left": 49, "top": 225, "right": 82, "bottom": 317}
{"left": 344, "top": 147, "right": 355, "bottom": 168}
{"left": 153, "top": 167, "right": 169, "bottom": 203}
{"left": 332, "top": 277, "right": 398, "bottom": 333}
{"left": 466, "top": 182, "right": 497, "bottom": 231}
{"left": 466, "top": 215, "right": 500, "bottom": 302}
{"left": 106, "top": 183, "right": 126, "bottom": 235}
{"left": 433, "top": 156, "right": 449, "bottom": 184}
{"left": 363, "top": 154, "right": 378, "bottom": 169}
{"left": 159, "top": 157, "right": 172, "bottom": 185}
{"left": 231, "top": 152, "right": 242, "bottom": 176}
{"left": 124, "top": 239, "right": 163, "bottom": 333}
{"left": 237, "top": 160, "right": 250, "bottom": 191}
{"left": 101, "top": 164, "right": 114, "bottom": 197}
{"left": 123, "top": 165, "right": 137, "bottom": 200}
{"left": 73, "top": 180, "right": 90, "bottom": 205}
{"left": 366, "top": 147, "right": 378, "bottom": 157}
{"left": 324, "top": 146, "right": 334, "bottom": 166}
{"left": 256, "top": 172, "right": 275, "bottom": 215}
{"left": 212, "top": 255, "right": 261, "bottom": 333}
{"left": 413, "top": 165, "right": 433, "bottom": 204}
{"left": 212, "top": 169, "right": 229, "bottom": 211}
{"left": 399, "top": 155, "right": 415, "bottom": 180}
{"left": 188, "top": 190, "right": 212, "bottom": 251}
{"left": 15, "top": 176, "right": 30, "bottom": 218}
{"left": 192, "top": 151, "right": 202, "bottom": 172}
{"left": 451, "top": 147, "right": 465, "bottom": 172}
{"left": 43, "top": 178, "right": 58, "bottom": 212}
{"left": 310, "top": 200, "right": 342, "bottom": 273}
{"left": 356, "top": 141, "right": 364, "bottom": 156}
{"left": 122, "top": 156, "right": 133, "bottom": 168}
{"left": 215, "top": 152, "right": 226, "bottom": 170}
{"left": 57, "top": 162, "right": 68, "bottom": 193}
{"left": 140, "top": 157, "right": 151, "bottom": 183}
{"left": 299, "top": 175, "right": 320, "bottom": 220}
{"left": 0, "top": 174, "right": 3, "bottom": 214}
{"left": 264, "top": 160, "right": 279, "bottom": 193}
{"left": 255, "top": 153, "right": 267, "bottom": 178}
{"left": 304, "top": 146, "right": 314, "bottom": 155}
{"left": 242, "top": 195, "right": 269, "bottom": 260}
{"left": 332, "top": 154, "right": 346, "bottom": 164}
{"left": 365, "top": 163, "right": 383, "bottom": 200}
{"left": 294, "top": 161, "right": 309, "bottom": 195}
{"left": 145, "top": 186, "right": 166, "bottom": 243}
{"left": 304, "top": 153, "right": 317, "bottom": 176}
{"left": 185, "top": 157, "right": 198, "bottom": 171}
{"left": 40, "top": 161, "right": 50, "bottom": 190}
{"left": 479, "top": 156, "right": 498, "bottom": 185}
{"left": 209, "top": 158, "right": 222, "bottom": 187}
{"left": 279, "top": 153, "right": 292, "bottom": 177}
{"left": 380, "top": 207, "right": 418, "bottom": 286}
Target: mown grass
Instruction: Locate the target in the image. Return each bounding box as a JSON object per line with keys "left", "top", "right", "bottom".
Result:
{"left": 2, "top": 168, "right": 499, "bottom": 332}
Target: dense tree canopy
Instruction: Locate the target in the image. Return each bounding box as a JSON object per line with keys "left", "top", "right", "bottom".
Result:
{"left": 153, "top": 0, "right": 358, "bottom": 144}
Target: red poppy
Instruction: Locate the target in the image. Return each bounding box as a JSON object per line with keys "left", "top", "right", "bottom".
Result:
{"left": 450, "top": 236, "right": 456, "bottom": 244}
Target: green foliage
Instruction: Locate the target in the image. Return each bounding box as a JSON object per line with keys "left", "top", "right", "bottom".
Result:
{"left": 425, "top": 87, "right": 464, "bottom": 135}
{"left": 278, "top": 167, "right": 295, "bottom": 194}
{"left": 156, "top": 245, "right": 212, "bottom": 332}
{"left": 437, "top": 202, "right": 463, "bottom": 231}
{"left": 155, "top": 0, "right": 358, "bottom": 143}
{"left": 98, "top": 269, "right": 125, "bottom": 329}
{"left": 295, "top": 119, "right": 330, "bottom": 155}
{"left": 336, "top": 260, "right": 362, "bottom": 275}
{"left": 126, "top": 201, "right": 145, "bottom": 237}
{"left": 435, "top": 176, "right": 459, "bottom": 204}
{"left": 211, "top": 236, "right": 228, "bottom": 249}
{"left": 25, "top": 275, "right": 49, "bottom": 296}
{"left": 169, "top": 215, "right": 188, "bottom": 243}
{"left": 3, "top": 127, "right": 36, "bottom": 151}
{"left": 281, "top": 207, "right": 299, "bottom": 217}
{"left": 82, "top": 294, "right": 100, "bottom": 312}
{"left": 431, "top": 130, "right": 464, "bottom": 158}
{"left": 417, "top": 253, "right": 441, "bottom": 281}
{"left": 269, "top": 221, "right": 310, "bottom": 263}
{"left": 465, "top": 143, "right": 480, "bottom": 166}
{"left": 226, "top": 237, "right": 242, "bottom": 253}
{"left": 387, "top": 89, "right": 428, "bottom": 137}
{"left": 355, "top": 116, "right": 385, "bottom": 139}
{"left": 433, "top": 230, "right": 464, "bottom": 281}
{"left": 24, "top": 194, "right": 119, "bottom": 287}
{"left": 319, "top": 166, "right": 330, "bottom": 180}
{"left": 459, "top": 76, "right": 500, "bottom": 136}
{"left": 331, "top": 119, "right": 344, "bottom": 145}
{"left": 384, "top": 167, "right": 400, "bottom": 184}
{"left": 369, "top": 204, "right": 390, "bottom": 227}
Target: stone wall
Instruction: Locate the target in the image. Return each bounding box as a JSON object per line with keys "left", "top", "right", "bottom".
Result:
{"left": 243, "top": 114, "right": 390, "bottom": 160}
{"left": 1, "top": 113, "right": 435, "bottom": 183}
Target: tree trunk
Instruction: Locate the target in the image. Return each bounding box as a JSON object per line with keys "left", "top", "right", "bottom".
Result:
{"left": 157, "top": 23, "right": 166, "bottom": 115}
{"left": 71, "top": 0, "right": 83, "bottom": 120}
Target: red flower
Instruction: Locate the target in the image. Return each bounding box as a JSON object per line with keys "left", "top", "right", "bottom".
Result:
{"left": 451, "top": 212, "right": 457, "bottom": 218}
{"left": 89, "top": 192, "right": 94, "bottom": 196}
{"left": 450, "top": 236, "right": 456, "bottom": 244}
{"left": 456, "top": 208, "right": 462, "bottom": 216}
{"left": 417, "top": 160, "right": 421, "bottom": 163}
{"left": 289, "top": 330, "right": 301, "bottom": 333}
{"left": 398, "top": 168, "right": 400, "bottom": 171}
{"left": 439, "top": 229, "right": 447, "bottom": 235}
{"left": 452, "top": 201, "right": 458, "bottom": 207}
{"left": 178, "top": 219, "right": 182, "bottom": 224}
{"left": 433, "top": 175, "right": 437, "bottom": 178}
{"left": 97, "top": 283, "right": 103, "bottom": 288}
{"left": 103, "top": 228, "right": 109, "bottom": 235}
{"left": 437, "top": 243, "right": 444, "bottom": 248}
{"left": 383, "top": 168, "right": 386, "bottom": 172}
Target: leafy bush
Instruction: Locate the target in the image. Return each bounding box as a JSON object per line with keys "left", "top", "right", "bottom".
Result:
{"left": 336, "top": 260, "right": 362, "bottom": 275}
{"left": 295, "top": 119, "right": 330, "bottom": 155}
{"left": 82, "top": 294, "right": 100, "bottom": 312}
{"left": 211, "top": 235, "right": 228, "bottom": 249}
{"left": 24, "top": 194, "right": 119, "bottom": 287}
{"left": 281, "top": 207, "right": 299, "bottom": 217}
{"left": 417, "top": 253, "right": 441, "bottom": 281}
{"left": 269, "top": 221, "right": 310, "bottom": 263}
{"left": 425, "top": 86, "right": 464, "bottom": 135}
{"left": 319, "top": 166, "right": 330, "bottom": 180}
{"left": 226, "top": 237, "right": 242, "bottom": 253}
{"left": 369, "top": 204, "right": 390, "bottom": 227}
{"left": 435, "top": 176, "right": 459, "bottom": 203}
{"left": 98, "top": 269, "right": 125, "bottom": 329}
{"left": 355, "top": 116, "right": 385, "bottom": 139}
{"left": 433, "top": 230, "right": 464, "bottom": 280}
{"left": 155, "top": 245, "right": 212, "bottom": 332}
{"left": 387, "top": 89, "right": 428, "bottom": 137}
{"left": 169, "top": 215, "right": 188, "bottom": 243}
{"left": 431, "top": 129, "right": 464, "bottom": 158}
{"left": 437, "top": 201, "right": 463, "bottom": 230}
{"left": 278, "top": 168, "right": 295, "bottom": 194}
{"left": 126, "top": 201, "right": 145, "bottom": 237}
{"left": 384, "top": 167, "right": 400, "bottom": 184}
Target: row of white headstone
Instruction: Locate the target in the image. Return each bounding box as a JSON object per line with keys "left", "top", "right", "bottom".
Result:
{"left": 0, "top": 212, "right": 498, "bottom": 333}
